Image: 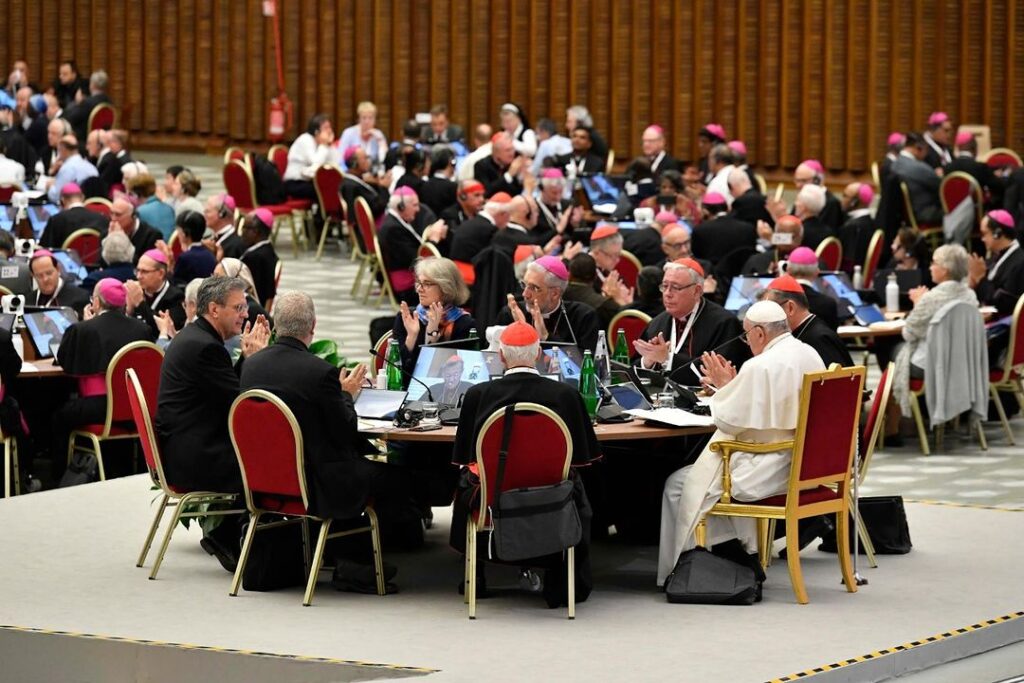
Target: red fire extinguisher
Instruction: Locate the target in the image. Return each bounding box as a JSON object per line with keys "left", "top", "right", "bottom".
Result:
{"left": 265, "top": 0, "right": 292, "bottom": 141}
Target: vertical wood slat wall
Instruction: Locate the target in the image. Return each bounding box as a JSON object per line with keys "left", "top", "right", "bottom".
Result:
{"left": 3, "top": 0, "right": 1021, "bottom": 174}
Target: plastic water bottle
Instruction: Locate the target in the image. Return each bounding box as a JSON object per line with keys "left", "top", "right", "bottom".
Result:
{"left": 885, "top": 273, "right": 900, "bottom": 313}
{"left": 852, "top": 265, "right": 863, "bottom": 291}
{"left": 593, "top": 330, "right": 610, "bottom": 383}
{"left": 579, "top": 350, "right": 600, "bottom": 420}
{"left": 386, "top": 339, "right": 403, "bottom": 391}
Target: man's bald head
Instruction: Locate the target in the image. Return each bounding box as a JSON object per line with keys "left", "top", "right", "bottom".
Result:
{"left": 491, "top": 132, "right": 515, "bottom": 166}
{"left": 110, "top": 197, "right": 135, "bottom": 231}
{"left": 661, "top": 225, "right": 692, "bottom": 260}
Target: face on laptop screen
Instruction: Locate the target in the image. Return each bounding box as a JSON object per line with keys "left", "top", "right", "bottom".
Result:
{"left": 408, "top": 347, "right": 490, "bottom": 404}
{"left": 23, "top": 308, "right": 77, "bottom": 358}
{"left": 725, "top": 277, "right": 774, "bottom": 317}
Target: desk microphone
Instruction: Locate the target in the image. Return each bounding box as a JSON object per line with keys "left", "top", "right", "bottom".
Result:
{"left": 368, "top": 347, "right": 435, "bottom": 403}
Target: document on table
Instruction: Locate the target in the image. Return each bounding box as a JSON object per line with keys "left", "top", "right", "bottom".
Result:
{"left": 622, "top": 408, "right": 715, "bottom": 428}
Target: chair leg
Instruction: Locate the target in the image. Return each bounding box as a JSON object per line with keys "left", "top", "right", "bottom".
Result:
{"left": 137, "top": 493, "right": 170, "bottom": 567}
{"left": 361, "top": 262, "right": 377, "bottom": 305}
{"left": 366, "top": 508, "right": 385, "bottom": 596}
{"left": 289, "top": 211, "right": 302, "bottom": 258}
{"left": 90, "top": 434, "right": 106, "bottom": 482}
{"left": 230, "top": 512, "right": 260, "bottom": 596}
{"left": 468, "top": 518, "right": 478, "bottom": 619}
{"left": 463, "top": 519, "right": 471, "bottom": 605}
{"left": 784, "top": 522, "right": 809, "bottom": 604}
{"left": 989, "top": 385, "right": 1014, "bottom": 444}
{"left": 350, "top": 257, "right": 367, "bottom": 296}
{"left": 909, "top": 394, "right": 930, "bottom": 455}
{"left": 8, "top": 438, "right": 19, "bottom": 496}
{"left": 836, "top": 510, "right": 858, "bottom": 595}
{"left": 694, "top": 517, "right": 707, "bottom": 547}
{"left": 3, "top": 438, "right": 9, "bottom": 498}
{"left": 756, "top": 518, "right": 771, "bottom": 569}
{"left": 567, "top": 546, "right": 576, "bottom": 620}
{"left": 303, "top": 518, "right": 331, "bottom": 606}
{"left": 765, "top": 519, "right": 777, "bottom": 567}
{"left": 315, "top": 218, "right": 331, "bottom": 261}
{"left": 301, "top": 519, "right": 312, "bottom": 574}
{"left": 149, "top": 496, "right": 190, "bottom": 580}
{"left": 974, "top": 417, "right": 988, "bottom": 450}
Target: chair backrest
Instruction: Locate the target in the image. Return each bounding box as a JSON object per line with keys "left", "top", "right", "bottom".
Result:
{"left": 862, "top": 229, "right": 885, "bottom": 285}
{"left": 313, "top": 164, "right": 344, "bottom": 218}
{"left": 939, "top": 171, "right": 978, "bottom": 212}
{"left": 268, "top": 144, "right": 288, "bottom": 178}
{"left": 605, "top": 149, "right": 615, "bottom": 175}
{"left": 125, "top": 367, "right": 172, "bottom": 493}
{"left": 860, "top": 363, "right": 894, "bottom": 479}
{"left": 87, "top": 103, "right": 116, "bottom": 132}
{"left": 474, "top": 403, "right": 572, "bottom": 517}
{"left": 224, "top": 147, "right": 248, "bottom": 166}
{"left": 615, "top": 250, "right": 642, "bottom": 290}
{"left": 104, "top": 342, "right": 164, "bottom": 436}
{"left": 167, "top": 229, "right": 183, "bottom": 259}
{"left": 981, "top": 147, "right": 1022, "bottom": 169}
{"left": 83, "top": 197, "right": 112, "bottom": 217}
{"left": 419, "top": 242, "right": 441, "bottom": 259}
{"left": 1000, "top": 294, "right": 1024, "bottom": 378}
{"left": 0, "top": 184, "right": 17, "bottom": 203}
{"left": 607, "top": 309, "right": 652, "bottom": 360}
{"left": 223, "top": 159, "right": 258, "bottom": 211}
{"left": 354, "top": 196, "right": 377, "bottom": 255}
{"left": 815, "top": 236, "right": 843, "bottom": 271}
{"left": 898, "top": 181, "right": 918, "bottom": 230}
{"left": 372, "top": 330, "right": 392, "bottom": 375}
{"left": 230, "top": 389, "right": 308, "bottom": 514}
{"left": 753, "top": 172, "right": 768, "bottom": 196}
{"left": 870, "top": 161, "right": 881, "bottom": 192}
{"left": 273, "top": 259, "right": 283, "bottom": 292}
{"left": 788, "top": 365, "right": 865, "bottom": 493}
{"left": 62, "top": 228, "right": 102, "bottom": 267}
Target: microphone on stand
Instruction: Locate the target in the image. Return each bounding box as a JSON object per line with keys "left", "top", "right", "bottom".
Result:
{"left": 368, "top": 347, "right": 435, "bottom": 403}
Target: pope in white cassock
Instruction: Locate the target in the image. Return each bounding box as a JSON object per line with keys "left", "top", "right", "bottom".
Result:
{"left": 657, "top": 300, "right": 825, "bottom": 586}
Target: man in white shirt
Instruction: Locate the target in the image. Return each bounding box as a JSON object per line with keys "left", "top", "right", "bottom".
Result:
{"left": 283, "top": 113, "right": 334, "bottom": 200}
{"left": 0, "top": 137, "right": 26, "bottom": 187}
{"left": 704, "top": 143, "right": 737, "bottom": 207}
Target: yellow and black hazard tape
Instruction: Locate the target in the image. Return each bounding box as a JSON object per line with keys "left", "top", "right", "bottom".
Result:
{"left": 764, "top": 611, "right": 1024, "bottom": 683}
{"left": 904, "top": 498, "right": 1024, "bottom": 512}
{"left": 0, "top": 624, "right": 438, "bottom": 674}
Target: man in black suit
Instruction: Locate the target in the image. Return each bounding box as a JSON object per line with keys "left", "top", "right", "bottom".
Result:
{"left": 439, "top": 179, "right": 486, "bottom": 232}
{"left": 783, "top": 246, "right": 843, "bottom": 330}
{"left": 923, "top": 111, "right": 953, "bottom": 169}
{"left": 421, "top": 104, "right": 464, "bottom": 147}
{"left": 742, "top": 215, "right": 805, "bottom": 276}
{"left": 37, "top": 117, "right": 69, "bottom": 176}
{"left": 635, "top": 124, "right": 681, "bottom": 178}
{"left": 838, "top": 182, "right": 876, "bottom": 268}
{"left": 763, "top": 275, "right": 852, "bottom": 368}
{"left": 203, "top": 193, "right": 245, "bottom": 259}
{"left": 473, "top": 133, "right": 525, "bottom": 198}
{"left": 38, "top": 182, "right": 108, "bottom": 249}
{"left": 28, "top": 249, "right": 90, "bottom": 316}
{"left": 52, "top": 278, "right": 154, "bottom": 481}
{"left": 125, "top": 249, "right": 187, "bottom": 332}
{"left": 240, "top": 209, "right": 280, "bottom": 307}
{"left": 95, "top": 129, "right": 132, "bottom": 188}
{"left": 449, "top": 192, "right": 512, "bottom": 263}
{"left": 793, "top": 184, "right": 835, "bottom": 251}
{"left": 52, "top": 60, "right": 89, "bottom": 109}
{"left": 946, "top": 133, "right": 1008, "bottom": 209}
{"left": 728, "top": 169, "right": 774, "bottom": 228}
{"left": 546, "top": 126, "right": 604, "bottom": 179}
{"left": 892, "top": 133, "right": 943, "bottom": 225}
{"left": 240, "top": 291, "right": 409, "bottom": 590}
{"left": 623, "top": 219, "right": 666, "bottom": 267}
{"left": 340, "top": 146, "right": 390, "bottom": 225}
{"left": 419, "top": 147, "right": 458, "bottom": 216}
{"left": 109, "top": 196, "right": 161, "bottom": 265}
{"left": 691, "top": 191, "right": 758, "bottom": 267}
{"left": 63, "top": 69, "right": 113, "bottom": 145}
{"left": 156, "top": 276, "right": 270, "bottom": 568}
{"left": 634, "top": 258, "right": 749, "bottom": 379}
{"left": 968, "top": 210, "right": 1024, "bottom": 316}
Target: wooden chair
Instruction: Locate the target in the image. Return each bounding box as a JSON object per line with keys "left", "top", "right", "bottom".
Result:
{"left": 87, "top": 103, "right": 116, "bottom": 131}
{"left": 126, "top": 368, "right": 244, "bottom": 580}
{"left": 701, "top": 365, "right": 865, "bottom": 604}
{"left": 989, "top": 294, "right": 1024, "bottom": 446}
{"left": 980, "top": 147, "right": 1022, "bottom": 169}
{"left": 229, "top": 390, "right": 386, "bottom": 606}
{"left": 222, "top": 159, "right": 304, "bottom": 258}
{"left": 351, "top": 196, "right": 381, "bottom": 302}
{"left": 815, "top": 236, "right": 843, "bottom": 271}
{"left": 68, "top": 342, "right": 164, "bottom": 482}
{"left": 0, "top": 377, "right": 20, "bottom": 498}
{"left": 607, "top": 309, "right": 652, "bottom": 360}
{"left": 940, "top": 171, "right": 983, "bottom": 243}
{"left": 62, "top": 228, "right": 102, "bottom": 267}
{"left": 898, "top": 181, "right": 943, "bottom": 251}
{"left": 313, "top": 165, "right": 350, "bottom": 260}
{"left": 862, "top": 229, "right": 885, "bottom": 286}
{"left": 83, "top": 197, "right": 113, "bottom": 217}
{"left": 371, "top": 330, "right": 393, "bottom": 378}
{"left": 466, "top": 402, "right": 576, "bottom": 619}
{"left": 614, "top": 250, "right": 642, "bottom": 290}
{"left": 268, "top": 144, "right": 289, "bottom": 178}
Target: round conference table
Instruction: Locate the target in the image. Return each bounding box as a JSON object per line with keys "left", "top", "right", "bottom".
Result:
{"left": 360, "top": 418, "right": 715, "bottom": 443}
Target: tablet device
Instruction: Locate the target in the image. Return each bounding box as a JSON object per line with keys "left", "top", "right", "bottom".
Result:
{"left": 51, "top": 249, "right": 89, "bottom": 282}
{"left": 354, "top": 389, "right": 408, "bottom": 420}
{"left": 606, "top": 383, "right": 653, "bottom": 411}
{"left": 820, "top": 273, "right": 863, "bottom": 307}
{"left": 23, "top": 307, "right": 77, "bottom": 358}
{"left": 725, "top": 276, "right": 774, "bottom": 315}
{"left": 579, "top": 174, "right": 620, "bottom": 215}
{"left": 408, "top": 346, "right": 490, "bottom": 403}
{"left": 538, "top": 343, "right": 583, "bottom": 383}
{"left": 853, "top": 304, "right": 886, "bottom": 325}
{"left": 0, "top": 261, "right": 32, "bottom": 296}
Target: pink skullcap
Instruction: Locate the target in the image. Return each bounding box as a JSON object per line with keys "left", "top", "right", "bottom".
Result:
{"left": 143, "top": 248, "right": 168, "bottom": 265}
{"left": 500, "top": 321, "right": 539, "bottom": 346}
{"left": 253, "top": 208, "right": 274, "bottom": 228}
{"left": 800, "top": 159, "right": 825, "bottom": 175}
{"left": 727, "top": 140, "right": 747, "bottom": 156}
{"left": 702, "top": 123, "right": 726, "bottom": 141}
{"left": 887, "top": 131, "right": 906, "bottom": 146}
{"left": 857, "top": 183, "right": 875, "bottom": 206}
{"left": 219, "top": 193, "right": 237, "bottom": 211}
{"left": 702, "top": 192, "right": 728, "bottom": 207}
{"left": 928, "top": 111, "right": 949, "bottom": 126}
{"left": 644, "top": 124, "right": 664, "bottom": 136}
{"left": 60, "top": 182, "right": 83, "bottom": 196}
{"left": 342, "top": 145, "right": 361, "bottom": 164}
{"left": 788, "top": 246, "right": 818, "bottom": 265}
{"left": 97, "top": 278, "right": 127, "bottom": 307}
{"left": 955, "top": 131, "right": 974, "bottom": 147}
{"left": 540, "top": 168, "right": 565, "bottom": 180}
{"left": 394, "top": 186, "right": 417, "bottom": 198}
{"left": 30, "top": 248, "right": 54, "bottom": 262}
{"left": 987, "top": 210, "right": 1015, "bottom": 230}
{"left": 590, "top": 223, "right": 619, "bottom": 241}
{"left": 534, "top": 255, "right": 568, "bottom": 281}
{"left": 654, "top": 210, "right": 677, "bottom": 224}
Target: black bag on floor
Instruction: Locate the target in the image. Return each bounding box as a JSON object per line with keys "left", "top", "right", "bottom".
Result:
{"left": 241, "top": 520, "right": 307, "bottom": 592}
{"left": 818, "top": 495, "right": 912, "bottom": 555}
{"left": 488, "top": 405, "right": 582, "bottom": 563}
{"left": 664, "top": 547, "right": 758, "bottom": 605}
{"left": 60, "top": 451, "right": 99, "bottom": 487}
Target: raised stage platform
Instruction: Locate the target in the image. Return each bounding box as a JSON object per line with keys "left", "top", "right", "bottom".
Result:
{"left": 0, "top": 475, "right": 1021, "bottom": 682}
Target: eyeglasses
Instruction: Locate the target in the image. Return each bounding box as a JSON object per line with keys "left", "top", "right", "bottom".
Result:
{"left": 664, "top": 240, "right": 691, "bottom": 250}
{"left": 414, "top": 280, "right": 439, "bottom": 290}
{"left": 520, "top": 281, "right": 547, "bottom": 295}
{"left": 221, "top": 302, "right": 248, "bottom": 313}
{"left": 134, "top": 267, "right": 159, "bottom": 274}
{"left": 659, "top": 281, "right": 698, "bottom": 294}
{"left": 740, "top": 325, "right": 764, "bottom": 345}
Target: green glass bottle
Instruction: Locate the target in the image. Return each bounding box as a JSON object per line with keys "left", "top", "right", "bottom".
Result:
{"left": 386, "top": 339, "right": 404, "bottom": 391}
{"left": 612, "top": 329, "right": 630, "bottom": 380}
{"left": 579, "top": 350, "right": 600, "bottom": 420}
{"left": 467, "top": 327, "right": 480, "bottom": 351}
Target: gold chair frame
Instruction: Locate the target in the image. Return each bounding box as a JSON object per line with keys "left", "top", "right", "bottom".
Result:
{"left": 939, "top": 171, "right": 984, "bottom": 244}
{"left": 980, "top": 147, "right": 1022, "bottom": 167}
{"left": 62, "top": 227, "right": 103, "bottom": 266}
{"left": 86, "top": 102, "right": 117, "bottom": 132}
{"left": 371, "top": 233, "right": 400, "bottom": 311}
{"left": 350, "top": 196, "right": 381, "bottom": 301}
{"left": 606, "top": 309, "right": 652, "bottom": 358}
{"left": 898, "top": 181, "right": 943, "bottom": 251}
{"left": 814, "top": 236, "right": 843, "bottom": 271}
{"left": 1, "top": 376, "right": 19, "bottom": 498}
{"left": 228, "top": 389, "right": 385, "bottom": 606}
{"left": 870, "top": 161, "right": 881, "bottom": 192}
{"left": 466, "top": 403, "right": 575, "bottom": 619}
{"left": 989, "top": 294, "right": 1024, "bottom": 446}
{"left": 313, "top": 165, "right": 351, "bottom": 261}
{"left": 223, "top": 159, "right": 306, "bottom": 258}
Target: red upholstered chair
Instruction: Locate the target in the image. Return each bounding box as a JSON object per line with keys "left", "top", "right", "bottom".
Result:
{"left": 313, "top": 165, "right": 351, "bottom": 261}
{"left": 981, "top": 147, "right": 1022, "bottom": 169}
{"left": 898, "top": 181, "right": 943, "bottom": 251}
{"left": 167, "top": 229, "right": 183, "bottom": 260}
{"left": 222, "top": 159, "right": 304, "bottom": 257}
{"left": 223, "top": 147, "right": 248, "bottom": 167}
{"left": 371, "top": 233, "right": 401, "bottom": 311}
{"left": 861, "top": 229, "right": 885, "bottom": 286}
{"left": 351, "top": 196, "right": 381, "bottom": 302}
{"left": 87, "top": 103, "right": 116, "bottom": 131}
{"left": 990, "top": 294, "right": 1024, "bottom": 446}
{"left": 0, "top": 377, "right": 20, "bottom": 498}
{"left": 701, "top": 365, "right": 865, "bottom": 604}
{"left": 62, "top": 228, "right": 102, "bottom": 267}
{"left": 83, "top": 197, "right": 112, "bottom": 217}
{"left": 815, "top": 236, "right": 843, "bottom": 272}
{"left": 607, "top": 309, "right": 653, "bottom": 360}
{"left": 940, "top": 171, "right": 983, "bottom": 243}
{"left": 126, "top": 368, "right": 242, "bottom": 579}
{"left": 615, "top": 250, "right": 642, "bottom": 290}
{"left": 69, "top": 342, "right": 165, "bottom": 482}
{"left": 371, "top": 330, "right": 393, "bottom": 378}
{"left": 419, "top": 242, "right": 441, "bottom": 259}
{"left": 268, "top": 144, "right": 288, "bottom": 178}
{"left": 0, "top": 184, "right": 17, "bottom": 203}
{"left": 466, "top": 402, "right": 576, "bottom": 619}
{"left": 228, "top": 390, "right": 386, "bottom": 606}
{"left": 453, "top": 260, "right": 476, "bottom": 287}
{"left": 855, "top": 363, "right": 895, "bottom": 568}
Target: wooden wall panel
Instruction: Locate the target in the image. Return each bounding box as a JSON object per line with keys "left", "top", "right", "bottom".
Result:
{"left": 0, "top": 0, "right": 1021, "bottom": 175}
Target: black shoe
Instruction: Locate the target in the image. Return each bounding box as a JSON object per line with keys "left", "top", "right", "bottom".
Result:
{"left": 754, "top": 580, "right": 763, "bottom": 603}
{"left": 780, "top": 516, "right": 835, "bottom": 559}
{"left": 332, "top": 560, "right": 397, "bottom": 593}
{"left": 200, "top": 536, "right": 239, "bottom": 573}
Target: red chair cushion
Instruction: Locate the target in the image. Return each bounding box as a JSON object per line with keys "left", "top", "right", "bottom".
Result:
{"left": 255, "top": 495, "right": 308, "bottom": 516}
{"left": 909, "top": 377, "right": 924, "bottom": 392}
{"left": 263, "top": 204, "right": 296, "bottom": 216}
{"left": 76, "top": 423, "right": 136, "bottom": 437}
{"left": 285, "top": 199, "right": 313, "bottom": 210}
{"left": 749, "top": 485, "right": 839, "bottom": 507}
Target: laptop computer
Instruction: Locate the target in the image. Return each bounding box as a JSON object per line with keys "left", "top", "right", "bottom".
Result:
{"left": 725, "top": 276, "right": 774, "bottom": 318}
{"left": 354, "top": 389, "right": 408, "bottom": 420}
{"left": 407, "top": 346, "right": 490, "bottom": 403}
{"left": 22, "top": 307, "right": 78, "bottom": 358}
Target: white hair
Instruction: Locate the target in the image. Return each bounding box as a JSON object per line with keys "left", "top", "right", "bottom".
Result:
{"left": 727, "top": 168, "right": 752, "bottom": 194}
{"left": 566, "top": 105, "right": 593, "bottom": 128}
{"left": 121, "top": 160, "right": 149, "bottom": 182}
{"left": 662, "top": 261, "right": 704, "bottom": 287}
{"left": 499, "top": 340, "right": 540, "bottom": 367}
{"left": 484, "top": 198, "right": 513, "bottom": 215}
{"left": 797, "top": 185, "right": 826, "bottom": 217}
